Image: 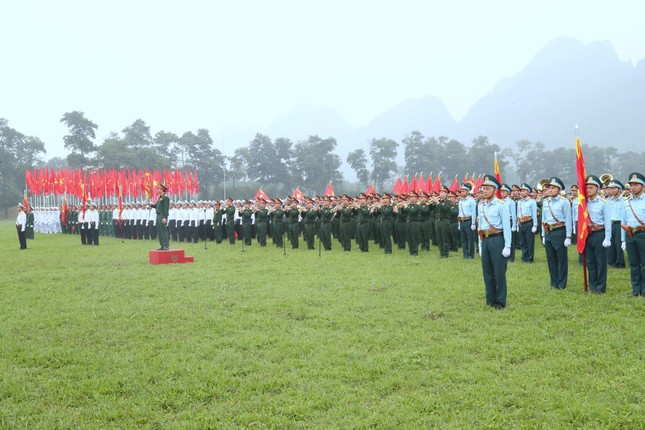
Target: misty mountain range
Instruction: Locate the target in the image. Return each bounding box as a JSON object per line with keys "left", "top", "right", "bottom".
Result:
{"left": 216, "top": 37, "right": 645, "bottom": 162}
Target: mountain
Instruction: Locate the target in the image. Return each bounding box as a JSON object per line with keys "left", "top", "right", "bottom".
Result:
{"left": 458, "top": 37, "right": 645, "bottom": 151}
{"left": 262, "top": 103, "right": 354, "bottom": 144}
{"left": 354, "top": 96, "right": 457, "bottom": 145}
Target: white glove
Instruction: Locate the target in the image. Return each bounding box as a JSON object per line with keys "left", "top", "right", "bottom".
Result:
{"left": 511, "top": 226, "right": 516, "bottom": 232}
{"left": 502, "top": 247, "right": 511, "bottom": 257}
{"left": 478, "top": 247, "right": 482, "bottom": 257}
{"left": 622, "top": 242, "right": 626, "bottom": 251}
{"left": 564, "top": 238, "right": 571, "bottom": 247}
{"left": 542, "top": 237, "right": 545, "bottom": 246}
{"left": 471, "top": 224, "right": 476, "bottom": 231}
{"left": 531, "top": 226, "right": 537, "bottom": 233}
{"left": 602, "top": 239, "right": 611, "bottom": 248}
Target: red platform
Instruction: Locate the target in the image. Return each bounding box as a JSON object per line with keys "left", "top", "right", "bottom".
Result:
{"left": 149, "top": 249, "right": 194, "bottom": 264}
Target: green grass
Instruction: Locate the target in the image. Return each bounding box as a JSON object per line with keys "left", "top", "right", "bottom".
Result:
{"left": 1, "top": 221, "right": 643, "bottom": 429}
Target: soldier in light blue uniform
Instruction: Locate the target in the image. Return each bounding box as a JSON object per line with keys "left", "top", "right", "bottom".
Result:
{"left": 458, "top": 182, "right": 477, "bottom": 259}
{"left": 583, "top": 175, "right": 612, "bottom": 293}
{"left": 621, "top": 172, "right": 645, "bottom": 297}
{"left": 517, "top": 183, "right": 538, "bottom": 263}
{"left": 500, "top": 184, "right": 517, "bottom": 262}
{"left": 605, "top": 179, "right": 626, "bottom": 268}
{"left": 476, "top": 174, "right": 512, "bottom": 309}
{"left": 541, "top": 177, "right": 572, "bottom": 289}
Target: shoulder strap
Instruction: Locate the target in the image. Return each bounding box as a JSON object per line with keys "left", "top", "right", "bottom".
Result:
{"left": 627, "top": 198, "right": 645, "bottom": 226}
{"left": 546, "top": 199, "right": 561, "bottom": 223}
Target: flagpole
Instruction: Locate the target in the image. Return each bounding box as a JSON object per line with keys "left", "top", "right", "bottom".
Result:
{"left": 575, "top": 125, "right": 589, "bottom": 292}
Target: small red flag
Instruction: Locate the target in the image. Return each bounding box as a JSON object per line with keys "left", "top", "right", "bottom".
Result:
{"left": 324, "top": 181, "right": 335, "bottom": 196}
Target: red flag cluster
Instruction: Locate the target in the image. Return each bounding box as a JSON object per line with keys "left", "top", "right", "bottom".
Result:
{"left": 391, "top": 174, "right": 486, "bottom": 195}
{"left": 25, "top": 168, "right": 199, "bottom": 200}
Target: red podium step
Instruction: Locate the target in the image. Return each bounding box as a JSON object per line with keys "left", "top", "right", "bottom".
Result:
{"left": 149, "top": 249, "right": 194, "bottom": 264}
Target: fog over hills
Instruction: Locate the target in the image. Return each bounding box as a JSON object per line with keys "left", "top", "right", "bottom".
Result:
{"left": 241, "top": 37, "right": 643, "bottom": 160}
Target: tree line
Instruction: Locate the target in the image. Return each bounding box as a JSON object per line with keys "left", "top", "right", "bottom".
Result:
{"left": 2, "top": 111, "right": 644, "bottom": 212}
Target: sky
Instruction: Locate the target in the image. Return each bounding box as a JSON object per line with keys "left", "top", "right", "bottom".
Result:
{"left": 2, "top": 0, "right": 644, "bottom": 159}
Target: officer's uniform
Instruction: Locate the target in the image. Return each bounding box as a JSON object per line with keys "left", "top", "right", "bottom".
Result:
{"left": 458, "top": 183, "right": 477, "bottom": 259}
{"left": 16, "top": 204, "right": 27, "bottom": 250}
{"left": 606, "top": 179, "right": 626, "bottom": 268}
{"left": 583, "top": 176, "right": 612, "bottom": 293}
{"left": 541, "top": 177, "right": 573, "bottom": 289}
{"left": 621, "top": 172, "right": 645, "bottom": 296}
{"left": 477, "top": 175, "right": 512, "bottom": 308}
{"left": 517, "top": 184, "right": 538, "bottom": 263}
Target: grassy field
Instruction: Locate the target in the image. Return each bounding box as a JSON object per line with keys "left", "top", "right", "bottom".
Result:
{"left": 1, "top": 220, "right": 643, "bottom": 429}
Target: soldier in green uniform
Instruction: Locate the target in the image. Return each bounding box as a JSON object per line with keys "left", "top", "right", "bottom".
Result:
{"left": 319, "top": 197, "right": 333, "bottom": 250}
{"left": 254, "top": 199, "right": 269, "bottom": 246}
{"left": 240, "top": 200, "right": 254, "bottom": 246}
{"left": 213, "top": 201, "right": 224, "bottom": 244}
{"left": 448, "top": 191, "right": 460, "bottom": 252}
{"left": 271, "top": 199, "right": 286, "bottom": 248}
{"left": 434, "top": 185, "right": 453, "bottom": 258}
{"left": 301, "top": 198, "right": 319, "bottom": 250}
{"left": 150, "top": 183, "right": 170, "bottom": 250}
{"left": 405, "top": 191, "right": 422, "bottom": 256}
{"left": 286, "top": 199, "right": 301, "bottom": 249}
{"left": 378, "top": 194, "right": 394, "bottom": 254}
{"left": 394, "top": 195, "right": 408, "bottom": 250}
{"left": 339, "top": 195, "right": 356, "bottom": 251}
{"left": 355, "top": 194, "right": 371, "bottom": 252}
{"left": 26, "top": 206, "right": 35, "bottom": 239}
{"left": 419, "top": 192, "right": 432, "bottom": 251}
{"left": 224, "top": 198, "right": 237, "bottom": 244}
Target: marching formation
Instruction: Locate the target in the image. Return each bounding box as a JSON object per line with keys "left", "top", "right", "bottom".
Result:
{"left": 17, "top": 171, "right": 645, "bottom": 308}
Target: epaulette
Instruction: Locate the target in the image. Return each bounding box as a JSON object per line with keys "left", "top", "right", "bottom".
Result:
{"left": 599, "top": 197, "right": 607, "bottom": 202}
{"left": 559, "top": 195, "right": 568, "bottom": 201}
{"left": 497, "top": 198, "right": 505, "bottom": 204}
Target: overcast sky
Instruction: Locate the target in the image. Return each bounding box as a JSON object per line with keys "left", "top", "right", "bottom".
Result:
{"left": 2, "top": 0, "right": 644, "bottom": 159}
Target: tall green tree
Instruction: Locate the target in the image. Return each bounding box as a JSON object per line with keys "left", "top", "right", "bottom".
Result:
{"left": 346, "top": 148, "right": 369, "bottom": 185}
{"left": 178, "top": 129, "right": 225, "bottom": 191}
{"left": 292, "top": 135, "right": 342, "bottom": 195}
{"left": 229, "top": 148, "right": 250, "bottom": 187}
{"left": 402, "top": 131, "right": 430, "bottom": 177}
{"left": 61, "top": 111, "right": 98, "bottom": 167}
{"left": 369, "top": 138, "right": 398, "bottom": 191}
{"left": 96, "top": 132, "right": 133, "bottom": 168}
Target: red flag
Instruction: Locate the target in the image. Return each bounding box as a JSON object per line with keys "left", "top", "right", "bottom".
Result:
{"left": 365, "top": 183, "right": 375, "bottom": 195}
{"left": 402, "top": 176, "right": 410, "bottom": 193}
{"left": 324, "top": 181, "right": 335, "bottom": 196}
{"left": 23, "top": 189, "right": 28, "bottom": 209}
{"left": 118, "top": 185, "right": 124, "bottom": 229}
{"left": 292, "top": 187, "right": 304, "bottom": 201}
{"left": 494, "top": 152, "right": 503, "bottom": 198}
{"left": 392, "top": 177, "right": 403, "bottom": 194}
{"left": 449, "top": 175, "right": 459, "bottom": 192}
{"left": 254, "top": 187, "right": 270, "bottom": 201}
{"left": 193, "top": 169, "right": 199, "bottom": 194}
{"left": 433, "top": 174, "right": 441, "bottom": 194}
{"left": 425, "top": 175, "right": 433, "bottom": 194}
{"left": 410, "top": 176, "right": 418, "bottom": 193}
{"left": 61, "top": 194, "right": 67, "bottom": 226}
{"left": 576, "top": 137, "right": 590, "bottom": 254}
{"left": 417, "top": 174, "right": 425, "bottom": 192}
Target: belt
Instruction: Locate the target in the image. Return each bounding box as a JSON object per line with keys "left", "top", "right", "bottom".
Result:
{"left": 478, "top": 227, "right": 502, "bottom": 240}
{"left": 458, "top": 216, "right": 471, "bottom": 222}
{"left": 543, "top": 221, "right": 564, "bottom": 234}
{"left": 518, "top": 216, "right": 532, "bottom": 223}
{"left": 589, "top": 225, "right": 605, "bottom": 232}
{"left": 623, "top": 225, "right": 645, "bottom": 237}
{"left": 612, "top": 220, "right": 621, "bottom": 225}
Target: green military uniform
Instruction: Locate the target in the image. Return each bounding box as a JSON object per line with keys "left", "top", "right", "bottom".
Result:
{"left": 255, "top": 206, "right": 269, "bottom": 246}
{"left": 339, "top": 202, "right": 355, "bottom": 251}
{"left": 395, "top": 202, "right": 407, "bottom": 250}
{"left": 355, "top": 201, "right": 371, "bottom": 252}
{"left": 26, "top": 210, "right": 34, "bottom": 239}
{"left": 151, "top": 188, "right": 170, "bottom": 250}
{"left": 302, "top": 206, "right": 319, "bottom": 250}
{"left": 448, "top": 198, "right": 460, "bottom": 252}
{"left": 379, "top": 201, "right": 394, "bottom": 254}
{"left": 319, "top": 205, "right": 333, "bottom": 250}
{"left": 241, "top": 206, "right": 253, "bottom": 246}
{"left": 286, "top": 206, "right": 301, "bottom": 249}
{"left": 225, "top": 204, "right": 236, "bottom": 244}
{"left": 272, "top": 205, "right": 286, "bottom": 248}
{"left": 405, "top": 199, "right": 422, "bottom": 256}
{"left": 213, "top": 206, "right": 224, "bottom": 244}
{"left": 434, "top": 192, "right": 452, "bottom": 258}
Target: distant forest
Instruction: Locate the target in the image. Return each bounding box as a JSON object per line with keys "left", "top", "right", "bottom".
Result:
{"left": 2, "top": 112, "right": 644, "bottom": 210}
